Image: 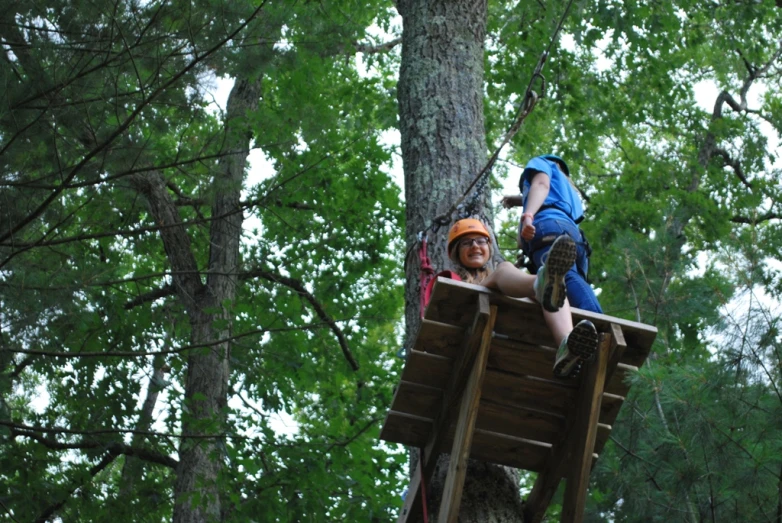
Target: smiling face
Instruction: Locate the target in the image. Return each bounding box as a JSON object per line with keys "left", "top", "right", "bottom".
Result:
{"left": 457, "top": 234, "right": 491, "bottom": 269}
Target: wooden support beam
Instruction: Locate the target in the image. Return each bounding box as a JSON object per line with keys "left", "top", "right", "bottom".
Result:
{"left": 397, "top": 294, "right": 493, "bottom": 523}
{"left": 560, "top": 333, "right": 611, "bottom": 522}
{"left": 438, "top": 299, "right": 497, "bottom": 522}
{"left": 523, "top": 332, "right": 614, "bottom": 523}
{"left": 603, "top": 323, "right": 627, "bottom": 387}
{"left": 396, "top": 453, "right": 426, "bottom": 523}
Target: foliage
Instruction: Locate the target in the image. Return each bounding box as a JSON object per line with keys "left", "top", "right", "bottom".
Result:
{"left": 485, "top": 0, "right": 782, "bottom": 520}
{"left": 1, "top": 0, "right": 404, "bottom": 521}
{"left": 1, "top": 0, "right": 782, "bottom": 521}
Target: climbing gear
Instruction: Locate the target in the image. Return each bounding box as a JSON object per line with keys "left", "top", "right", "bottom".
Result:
{"left": 418, "top": 234, "right": 436, "bottom": 319}
{"left": 542, "top": 154, "right": 570, "bottom": 176}
{"left": 579, "top": 229, "right": 593, "bottom": 282}
{"left": 423, "top": 270, "right": 462, "bottom": 310}
{"left": 446, "top": 218, "right": 491, "bottom": 262}
{"left": 533, "top": 235, "right": 576, "bottom": 312}
{"left": 553, "top": 319, "right": 598, "bottom": 378}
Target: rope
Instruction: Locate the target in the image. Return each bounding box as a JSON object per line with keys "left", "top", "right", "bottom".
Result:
{"left": 419, "top": 447, "right": 429, "bottom": 523}
{"left": 418, "top": 236, "right": 435, "bottom": 318}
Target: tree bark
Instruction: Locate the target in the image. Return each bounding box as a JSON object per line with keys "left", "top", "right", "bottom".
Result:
{"left": 396, "top": 0, "right": 524, "bottom": 520}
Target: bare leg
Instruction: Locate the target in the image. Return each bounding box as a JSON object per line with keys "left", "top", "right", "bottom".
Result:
{"left": 481, "top": 261, "right": 535, "bottom": 297}
{"left": 543, "top": 300, "right": 573, "bottom": 347}
{"left": 483, "top": 262, "right": 573, "bottom": 343}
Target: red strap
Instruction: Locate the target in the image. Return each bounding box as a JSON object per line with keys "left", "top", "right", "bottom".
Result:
{"left": 419, "top": 447, "right": 429, "bottom": 523}
{"left": 419, "top": 237, "right": 435, "bottom": 318}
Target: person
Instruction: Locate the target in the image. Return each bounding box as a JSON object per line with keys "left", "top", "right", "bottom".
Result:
{"left": 506, "top": 154, "right": 603, "bottom": 315}
{"left": 444, "top": 217, "right": 598, "bottom": 378}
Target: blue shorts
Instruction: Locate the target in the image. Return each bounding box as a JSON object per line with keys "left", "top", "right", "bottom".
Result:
{"left": 522, "top": 218, "right": 603, "bottom": 314}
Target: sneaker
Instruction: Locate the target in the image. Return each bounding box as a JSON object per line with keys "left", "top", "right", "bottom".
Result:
{"left": 553, "top": 320, "right": 598, "bottom": 378}
{"left": 533, "top": 235, "right": 576, "bottom": 312}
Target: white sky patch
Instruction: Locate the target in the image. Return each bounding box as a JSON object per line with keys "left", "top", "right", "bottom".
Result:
{"left": 227, "top": 392, "right": 300, "bottom": 439}
{"left": 379, "top": 128, "right": 405, "bottom": 200}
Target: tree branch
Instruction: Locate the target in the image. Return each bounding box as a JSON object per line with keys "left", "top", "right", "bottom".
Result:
{"left": 246, "top": 268, "right": 359, "bottom": 371}
{"left": 5, "top": 322, "right": 341, "bottom": 358}
{"left": 354, "top": 37, "right": 402, "bottom": 55}
{"left": 325, "top": 416, "right": 381, "bottom": 452}
{"left": 4, "top": 419, "right": 214, "bottom": 443}
{"left": 12, "top": 427, "right": 178, "bottom": 468}
{"left": 35, "top": 451, "right": 121, "bottom": 523}
{"left": 713, "top": 147, "right": 752, "bottom": 189}
{"left": 0, "top": 1, "right": 269, "bottom": 245}
{"left": 120, "top": 268, "right": 359, "bottom": 370}
{"left": 731, "top": 212, "right": 780, "bottom": 224}
{"left": 129, "top": 171, "right": 204, "bottom": 311}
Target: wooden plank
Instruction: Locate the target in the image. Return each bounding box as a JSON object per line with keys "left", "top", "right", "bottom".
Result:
{"left": 408, "top": 327, "right": 633, "bottom": 396}
{"left": 604, "top": 323, "right": 627, "bottom": 387}
{"left": 401, "top": 350, "right": 451, "bottom": 390}
{"left": 380, "top": 411, "right": 432, "bottom": 448}
{"left": 481, "top": 369, "right": 624, "bottom": 426}
{"left": 470, "top": 429, "right": 551, "bottom": 472}
{"left": 396, "top": 453, "right": 425, "bottom": 523}
{"left": 492, "top": 304, "right": 555, "bottom": 346}
{"left": 381, "top": 403, "right": 612, "bottom": 470}
{"left": 413, "top": 320, "right": 465, "bottom": 358}
{"left": 438, "top": 300, "right": 496, "bottom": 522}
{"left": 598, "top": 392, "right": 624, "bottom": 427}
{"left": 481, "top": 370, "right": 575, "bottom": 415}
{"left": 476, "top": 398, "right": 564, "bottom": 444}
{"left": 385, "top": 380, "right": 442, "bottom": 420}
{"left": 489, "top": 335, "right": 636, "bottom": 397}
{"left": 561, "top": 332, "right": 610, "bottom": 523}
{"left": 382, "top": 380, "right": 623, "bottom": 451}
{"left": 425, "top": 278, "right": 657, "bottom": 368}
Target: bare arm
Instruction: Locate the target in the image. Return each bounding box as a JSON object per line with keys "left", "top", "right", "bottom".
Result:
{"left": 521, "top": 171, "right": 550, "bottom": 241}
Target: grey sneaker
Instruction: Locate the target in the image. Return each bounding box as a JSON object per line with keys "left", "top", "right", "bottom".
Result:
{"left": 553, "top": 320, "right": 598, "bottom": 378}
{"left": 533, "top": 235, "right": 576, "bottom": 312}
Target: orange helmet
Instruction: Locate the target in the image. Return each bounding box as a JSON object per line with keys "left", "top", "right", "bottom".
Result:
{"left": 447, "top": 218, "right": 491, "bottom": 261}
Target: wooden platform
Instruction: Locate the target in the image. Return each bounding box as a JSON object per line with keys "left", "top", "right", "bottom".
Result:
{"left": 380, "top": 277, "right": 657, "bottom": 523}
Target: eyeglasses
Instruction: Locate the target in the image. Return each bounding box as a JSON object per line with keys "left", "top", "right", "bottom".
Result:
{"left": 458, "top": 237, "right": 489, "bottom": 249}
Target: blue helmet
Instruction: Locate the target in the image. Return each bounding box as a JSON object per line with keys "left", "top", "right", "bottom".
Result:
{"left": 542, "top": 154, "right": 570, "bottom": 176}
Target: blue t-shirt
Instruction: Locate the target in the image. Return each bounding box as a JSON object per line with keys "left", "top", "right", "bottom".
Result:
{"left": 520, "top": 156, "right": 583, "bottom": 224}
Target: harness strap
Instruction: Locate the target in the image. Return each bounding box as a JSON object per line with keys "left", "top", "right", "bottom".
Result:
{"left": 521, "top": 229, "right": 593, "bottom": 281}
{"left": 419, "top": 237, "right": 435, "bottom": 318}
{"left": 419, "top": 447, "right": 429, "bottom": 523}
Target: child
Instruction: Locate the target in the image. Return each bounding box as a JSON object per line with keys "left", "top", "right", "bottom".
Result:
{"left": 444, "top": 218, "right": 597, "bottom": 378}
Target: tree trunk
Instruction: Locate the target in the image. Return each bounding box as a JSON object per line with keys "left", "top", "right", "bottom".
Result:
{"left": 172, "top": 77, "right": 261, "bottom": 523}
{"left": 396, "top": 0, "right": 524, "bottom": 520}
{"left": 133, "top": 76, "right": 261, "bottom": 522}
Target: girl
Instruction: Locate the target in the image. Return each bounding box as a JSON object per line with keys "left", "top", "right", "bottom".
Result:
{"left": 445, "top": 218, "right": 598, "bottom": 378}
